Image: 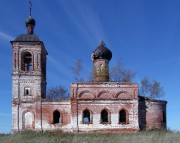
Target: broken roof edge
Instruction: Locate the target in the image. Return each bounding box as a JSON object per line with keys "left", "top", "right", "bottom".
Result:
{"left": 139, "top": 96, "right": 167, "bottom": 103}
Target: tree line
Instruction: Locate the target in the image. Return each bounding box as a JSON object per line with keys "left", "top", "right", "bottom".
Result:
{"left": 46, "top": 59, "right": 164, "bottom": 100}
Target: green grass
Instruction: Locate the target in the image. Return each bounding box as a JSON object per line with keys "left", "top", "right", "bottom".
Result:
{"left": 0, "top": 130, "right": 180, "bottom": 143}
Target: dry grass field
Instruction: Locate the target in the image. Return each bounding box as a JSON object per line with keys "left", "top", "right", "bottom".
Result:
{"left": 0, "top": 130, "right": 180, "bottom": 143}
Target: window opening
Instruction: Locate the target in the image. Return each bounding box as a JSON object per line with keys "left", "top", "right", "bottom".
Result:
{"left": 83, "top": 109, "right": 90, "bottom": 123}
{"left": 119, "top": 109, "right": 126, "bottom": 123}
{"left": 101, "top": 109, "right": 108, "bottom": 123}
{"left": 24, "top": 88, "right": 30, "bottom": 96}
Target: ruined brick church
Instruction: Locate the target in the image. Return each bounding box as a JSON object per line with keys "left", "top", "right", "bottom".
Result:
{"left": 11, "top": 15, "right": 167, "bottom": 133}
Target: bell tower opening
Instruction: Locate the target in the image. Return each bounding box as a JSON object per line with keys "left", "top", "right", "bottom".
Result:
{"left": 22, "top": 52, "right": 32, "bottom": 71}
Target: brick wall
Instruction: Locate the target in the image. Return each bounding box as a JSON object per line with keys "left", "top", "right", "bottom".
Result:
{"left": 71, "top": 82, "right": 139, "bottom": 132}
{"left": 139, "top": 97, "right": 167, "bottom": 129}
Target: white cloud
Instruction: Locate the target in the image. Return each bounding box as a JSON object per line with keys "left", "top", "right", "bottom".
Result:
{"left": 0, "top": 31, "right": 14, "bottom": 41}
{"left": 58, "top": 0, "right": 106, "bottom": 47}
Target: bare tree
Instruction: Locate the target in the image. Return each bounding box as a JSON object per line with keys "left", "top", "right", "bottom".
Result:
{"left": 110, "top": 61, "right": 136, "bottom": 82}
{"left": 70, "top": 59, "right": 164, "bottom": 99}
{"left": 121, "top": 69, "right": 136, "bottom": 82}
{"left": 46, "top": 86, "right": 69, "bottom": 100}
{"left": 110, "top": 61, "right": 123, "bottom": 82}
{"left": 71, "top": 59, "right": 84, "bottom": 82}
{"left": 140, "top": 76, "right": 164, "bottom": 99}
{"left": 87, "top": 68, "right": 94, "bottom": 82}
{"left": 140, "top": 76, "right": 150, "bottom": 97}
{"left": 149, "top": 80, "right": 164, "bottom": 99}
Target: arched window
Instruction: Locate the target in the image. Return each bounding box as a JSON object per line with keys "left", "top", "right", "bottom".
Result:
{"left": 53, "top": 110, "right": 61, "bottom": 124}
{"left": 22, "top": 52, "right": 32, "bottom": 71}
{"left": 83, "top": 109, "right": 90, "bottom": 123}
{"left": 101, "top": 109, "right": 108, "bottom": 123}
{"left": 119, "top": 109, "right": 126, "bottom": 124}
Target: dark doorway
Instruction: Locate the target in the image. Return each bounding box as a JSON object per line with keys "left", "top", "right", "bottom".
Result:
{"left": 53, "top": 110, "right": 60, "bottom": 124}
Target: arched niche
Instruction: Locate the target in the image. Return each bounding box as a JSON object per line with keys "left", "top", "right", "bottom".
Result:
{"left": 22, "top": 111, "right": 34, "bottom": 129}
{"left": 97, "top": 91, "right": 114, "bottom": 99}
{"left": 115, "top": 91, "right": 132, "bottom": 99}
{"left": 78, "top": 90, "right": 95, "bottom": 99}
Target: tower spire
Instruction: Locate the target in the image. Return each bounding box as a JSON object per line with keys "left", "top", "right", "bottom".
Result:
{"left": 29, "top": 0, "right": 32, "bottom": 16}
{"left": 25, "top": 0, "right": 35, "bottom": 34}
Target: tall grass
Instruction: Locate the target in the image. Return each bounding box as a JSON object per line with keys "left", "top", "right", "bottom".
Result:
{"left": 0, "top": 130, "right": 180, "bottom": 143}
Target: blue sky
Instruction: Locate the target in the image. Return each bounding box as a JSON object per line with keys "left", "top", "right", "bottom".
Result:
{"left": 0, "top": 0, "right": 180, "bottom": 133}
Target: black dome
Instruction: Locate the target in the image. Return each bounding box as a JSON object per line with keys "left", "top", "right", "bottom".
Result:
{"left": 25, "top": 16, "right": 36, "bottom": 27}
{"left": 91, "top": 41, "right": 112, "bottom": 61}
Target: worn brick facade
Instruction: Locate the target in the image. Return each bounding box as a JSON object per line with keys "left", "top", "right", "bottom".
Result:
{"left": 70, "top": 82, "right": 139, "bottom": 132}
{"left": 139, "top": 97, "right": 167, "bottom": 130}
{"left": 11, "top": 17, "right": 167, "bottom": 133}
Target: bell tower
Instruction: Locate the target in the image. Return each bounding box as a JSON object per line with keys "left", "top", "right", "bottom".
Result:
{"left": 11, "top": 16, "right": 47, "bottom": 101}
{"left": 11, "top": 9, "right": 47, "bottom": 131}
